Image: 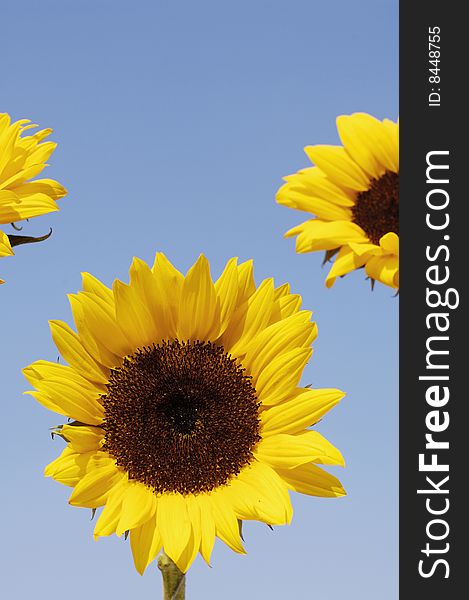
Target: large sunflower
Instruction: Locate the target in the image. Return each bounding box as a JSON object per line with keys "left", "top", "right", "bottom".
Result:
{"left": 276, "top": 113, "right": 399, "bottom": 289}
{"left": 0, "top": 112, "right": 67, "bottom": 283}
{"left": 23, "top": 253, "right": 345, "bottom": 574}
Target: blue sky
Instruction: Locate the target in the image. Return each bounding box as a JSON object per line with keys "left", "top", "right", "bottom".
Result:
{"left": 1, "top": 1, "right": 398, "bottom": 598}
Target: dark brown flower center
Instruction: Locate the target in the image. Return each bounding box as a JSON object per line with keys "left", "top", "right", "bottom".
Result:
{"left": 352, "top": 171, "right": 399, "bottom": 244}
{"left": 101, "top": 340, "right": 261, "bottom": 495}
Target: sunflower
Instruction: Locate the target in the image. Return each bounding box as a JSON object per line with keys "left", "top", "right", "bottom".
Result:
{"left": 0, "top": 112, "right": 67, "bottom": 283}
{"left": 23, "top": 253, "right": 345, "bottom": 574}
{"left": 276, "top": 113, "right": 399, "bottom": 289}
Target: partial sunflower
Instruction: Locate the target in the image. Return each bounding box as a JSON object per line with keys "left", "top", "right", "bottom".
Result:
{"left": 0, "top": 112, "right": 67, "bottom": 283}
{"left": 276, "top": 113, "right": 399, "bottom": 289}
{"left": 23, "top": 253, "right": 345, "bottom": 574}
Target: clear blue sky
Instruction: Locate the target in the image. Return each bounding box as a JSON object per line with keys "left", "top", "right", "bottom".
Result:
{"left": 1, "top": 1, "right": 398, "bottom": 598}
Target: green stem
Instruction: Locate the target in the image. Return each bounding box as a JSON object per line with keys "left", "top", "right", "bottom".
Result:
{"left": 157, "top": 552, "right": 186, "bottom": 600}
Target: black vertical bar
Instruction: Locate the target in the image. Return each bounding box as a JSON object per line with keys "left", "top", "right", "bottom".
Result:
{"left": 400, "top": 2, "right": 465, "bottom": 597}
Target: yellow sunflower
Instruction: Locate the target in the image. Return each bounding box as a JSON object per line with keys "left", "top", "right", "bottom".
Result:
{"left": 276, "top": 113, "right": 399, "bottom": 289}
{"left": 23, "top": 253, "right": 345, "bottom": 574}
{"left": 0, "top": 112, "right": 67, "bottom": 283}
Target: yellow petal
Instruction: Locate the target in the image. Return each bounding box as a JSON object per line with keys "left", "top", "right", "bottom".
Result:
{"left": 171, "top": 527, "right": 199, "bottom": 573}
{"left": 235, "top": 259, "right": 256, "bottom": 307}
{"left": 11, "top": 178, "right": 67, "bottom": 201}
{"left": 214, "top": 257, "right": 239, "bottom": 336}
{"left": 0, "top": 190, "right": 18, "bottom": 204}
{"left": 222, "top": 278, "right": 275, "bottom": 356}
{"left": 23, "top": 361, "right": 104, "bottom": 425}
{"left": 381, "top": 118, "right": 400, "bottom": 172}
{"left": 256, "top": 347, "right": 312, "bottom": 406}
{"left": 25, "top": 390, "right": 66, "bottom": 415}
{"left": 0, "top": 193, "right": 58, "bottom": 222}
{"left": 286, "top": 219, "right": 368, "bottom": 253}
{"left": 151, "top": 251, "right": 184, "bottom": 284}
{"left": 0, "top": 120, "right": 22, "bottom": 175}
{"left": 130, "top": 514, "right": 163, "bottom": 575}
{"left": 348, "top": 241, "right": 381, "bottom": 257}
{"left": 0, "top": 113, "right": 11, "bottom": 134}
{"left": 116, "top": 482, "right": 157, "bottom": 536}
{"left": 151, "top": 252, "right": 184, "bottom": 338}
{"left": 69, "top": 460, "right": 123, "bottom": 508}
{"left": 128, "top": 257, "right": 168, "bottom": 341}
{"left": 296, "top": 431, "right": 345, "bottom": 467}
{"left": 157, "top": 494, "right": 192, "bottom": 564}
{"left": 18, "top": 135, "right": 57, "bottom": 167}
{"left": 222, "top": 461, "right": 292, "bottom": 525}
{"left": 365, "top": 254, "right": 399, "bottom": 289}
{"left": 336, "top": 113, "right": 390, "bottom": 178}
{"left": 276, "top": 463, "right": 346, "bottom": 498}
{"left": 176, "top": 495, "right": 202, "bottom": 571}
{"left": 269, "top": 293, "right": 303, "bottom": 323}
{"left": 242, "top": 311, "right": 317, "bottom": 379}
{"left": 81, "top": 272, "right": 114, "bottom": 303}
{"left": 325, "top": 246, "right": 370, "bottom": 288}
{"left": 261, "top": 387, "right": 345, "bottom": 437}
{"left": 59, "top": 424, "right": 104, "bottom": 453}
{"left": 379, "top": 232, "right": 399, "bottom": 256}
{"left": 113, "top": 279, "right": 156, "bottom": 349}
{"left": 25, "top": 126, "right": 54, "bottom": 143}
{"left": 1, "top": 160, "right": 51, "bottom": 189}
{"left": 276, "top": 181, "right": 352, "bottom": 220}
{"left": 0, "top": 230, "right": 13, "bottom": 256}
{"left": 44, "top": 447, "right": 96, "bottom": 486}
{"left": 273, "top": 282, "right": 290, "bottom": 300}
{"left": 49, "top": 320, "right": 109, "bottom": 385}
{"left": 194, "top": 495, "right": 216, "bottom": 565}
{"left": 285, "top": 167, "right": 356, "bottom": 206}
{"left": 69, "top": 293, "right": 130, "bottom": 365}
{"left": 255, "top": 431, "right": 344, "bottom": 470}
{"left": 22, "top": 360, "right": 102, "bottom": 392}
{"left": 305, "top": 145, "right": 370, "bottom": 191}
{"left": 93, "top": 476, "right": 130, "bottom": 538}
{"left": 210, "top": 494, "right": 245, "bottom": 554}
{"left": 22, "top": 140, "right": 56, "bottom": 169}
{"left": 178, "top": 255, "right": 220, "bottom": 341}
{"left": 25, "top": 384, "right": 102, "bottom": 429}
